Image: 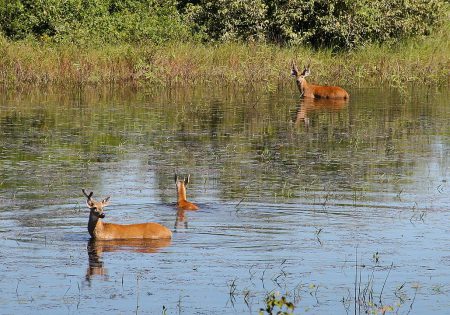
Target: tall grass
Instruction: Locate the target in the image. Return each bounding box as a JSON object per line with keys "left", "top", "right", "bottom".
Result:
{"left": 0, "top": 21, "right": 448, "bottom": 89}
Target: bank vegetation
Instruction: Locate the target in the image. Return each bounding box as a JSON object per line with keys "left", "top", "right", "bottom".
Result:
{"left": 0, "top": 0, "right": 448, "bottom": 88}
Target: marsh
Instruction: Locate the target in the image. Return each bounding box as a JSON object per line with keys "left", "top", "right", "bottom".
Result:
{"left": 0, "top": 85, "right": 448, "bottom": 314}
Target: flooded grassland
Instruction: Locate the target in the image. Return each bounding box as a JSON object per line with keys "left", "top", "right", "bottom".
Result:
{"left": 0, "top": 85, "right": 449, "bottom": 314}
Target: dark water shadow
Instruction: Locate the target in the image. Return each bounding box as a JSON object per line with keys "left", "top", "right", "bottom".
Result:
{"left": 85, "top": 238, "right": 172, "bottom": 284}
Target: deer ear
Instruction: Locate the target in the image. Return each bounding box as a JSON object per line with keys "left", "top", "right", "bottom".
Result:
{"left": 301, "top": 67, "right": 310, "bottom": 77}
{"left": 291, "top": 68, "right": 297, "bottom": 77}
{"left": 291, "top": 60, "right": 298, "bottom": 76}
{"left": 86, "top": 199, "right": 95, "bottom": 208}
{"left": 101, "top": 197, "right": 110, "bottom": 205}
{"left": 305, "top": 68, "right": 311, "bottom": 77}
{"left": 174, "top": 174, "right": 178, "bottom": 183}
{"left": 184, "top": 174, "right": 190, "bottom": 186}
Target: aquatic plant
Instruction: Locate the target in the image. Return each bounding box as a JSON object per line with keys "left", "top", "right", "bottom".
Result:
{"left": 259, "top": 291, "right": 295, "bottom": 315}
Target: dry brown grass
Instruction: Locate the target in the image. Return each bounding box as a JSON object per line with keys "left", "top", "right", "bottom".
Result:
{"left": 0, "top": 27, "right": 448, "bottom": 89}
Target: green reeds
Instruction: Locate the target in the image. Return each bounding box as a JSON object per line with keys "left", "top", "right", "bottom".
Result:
{"left": 0, "top": 22, "right": 448, "bottom": 89}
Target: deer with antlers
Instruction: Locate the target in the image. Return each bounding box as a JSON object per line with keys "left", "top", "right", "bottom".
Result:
{"left": 82, "top": 189, "right": 172, "bottom": 240}
{"left": 291, "top": 61, "right": 349, "bottom": 99}
{"left": 174, "top": 174, "right": 199, "bottom": 210}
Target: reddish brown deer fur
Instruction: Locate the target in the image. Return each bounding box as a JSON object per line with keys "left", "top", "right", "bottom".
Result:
{"left": 174, "top": 174, "right": 199, "bottom": 210}
{"left": 82, "top": 189, "right": 172, "bottom": 240}
{"left": 291, "top": 61, "right": 349, "bottom": 100}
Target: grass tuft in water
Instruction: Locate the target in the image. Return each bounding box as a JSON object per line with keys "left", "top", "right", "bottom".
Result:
{"left": 259, "top": 291, "right": 295, "bottom": 315}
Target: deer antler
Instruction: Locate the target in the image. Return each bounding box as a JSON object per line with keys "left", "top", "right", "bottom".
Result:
{"left": 82, "top": 189, "right": 93, "bottom": 200}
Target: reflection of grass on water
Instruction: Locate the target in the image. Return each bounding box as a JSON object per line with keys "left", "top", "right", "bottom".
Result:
{"left": 274, "top": 181, "right": 295, "bottom": 199}
{"left": 350, "top": 248, "right": 422, "bottom": 315}
{"left": 1, "top": 83, "right": 447, "bottom": 206}
{"left": 216, "top": 252, "right": 422, "bottom": 315}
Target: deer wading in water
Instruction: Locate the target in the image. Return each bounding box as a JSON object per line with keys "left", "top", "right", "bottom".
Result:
{"left": 174, "top": 174, "right": 199, "bottom": 210}
{"left": 291, "top": 61, "right": 349, "bottom": 100}
{"left": 82, "top": 189, "right": 172, "bottom": 240}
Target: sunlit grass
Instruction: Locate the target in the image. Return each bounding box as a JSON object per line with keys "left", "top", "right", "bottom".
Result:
{"left": 0, "top": 20, "right": 449, "bottom": 89}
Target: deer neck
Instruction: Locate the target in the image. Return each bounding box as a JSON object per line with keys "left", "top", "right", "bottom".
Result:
{"left": 88, "top": 213, "right": 104, "bottom": 238}
{"left": 296, "top": 77, "right": 308, "bottom": 97}
{"left": 177, "top": 185, "right": 187, "bottom": 203}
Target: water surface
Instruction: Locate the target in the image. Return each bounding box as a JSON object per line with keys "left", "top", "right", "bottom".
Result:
{"left": 0, "top": 85, "right": 449, "bottom": 314}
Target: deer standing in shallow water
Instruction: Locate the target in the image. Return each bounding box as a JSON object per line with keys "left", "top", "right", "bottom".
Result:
{"left": 174, "top": 174, "right": 199, "bottom": 210}
{"left": 291, "top": 61, "right": 349, "bottom": 100}
{"left": 82, "top": 189, "right": 172, "bottom": 240}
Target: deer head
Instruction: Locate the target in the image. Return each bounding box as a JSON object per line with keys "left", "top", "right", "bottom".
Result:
{"left": 291, "top": 60, "right": 311, "bottom": 78}
{"left": 174, "top": 173, "right": 190, "bottom": 188}
{"left": 82, "top": 189, "right": 110, "bottom": 219}
{"left": 301, "top": 64, "right": 311, "bottom": 77}
{"left": 174, "top": 174, "right": 191, "bottom": 200}
{"left": 174, "top": 173, "right": 199, "bottom": 210}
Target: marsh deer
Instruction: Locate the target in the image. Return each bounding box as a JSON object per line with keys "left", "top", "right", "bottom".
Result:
{"left": 291, "top": 61, "right": 349, "bottom": 99}
{"left": 82, "top": 189, "right": 172, "bottom": 240}
{"left": 174, "top": 174, "right": 199, "bottom": 210}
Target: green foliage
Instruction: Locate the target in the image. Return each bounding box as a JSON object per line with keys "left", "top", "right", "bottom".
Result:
{"left": 0, "top": 0, "right": 191, "bottom": 44}
{"left": 184, "top": 0, "right": 267, "bottom": 41}
{"left": 183, "top": 0, "right": 446, "bottom": 49}
{"left": 259, "top": 292, "right": 295, "bottom": 315}
{"left": 0, "top": 0, "right": 447, "bottom": 49}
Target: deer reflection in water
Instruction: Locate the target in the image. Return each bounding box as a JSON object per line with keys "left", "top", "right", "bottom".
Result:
{"left": 85, "top": 238, "right": 171, "bottom": 284}
{"left": 293, "top": 97, "right": 348, "bottom": 128}
{"left": 174, "top": 209, "right": 190, "bottom": 230}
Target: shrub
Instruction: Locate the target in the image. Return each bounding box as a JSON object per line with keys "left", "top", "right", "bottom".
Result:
{"left": 0, "top": 0, "right": 446, "bottom": 49}
{"left": 184, "top": 0, "right": 267, "bottom": 41}
{"left": 0, "top": 0, "right": 191, "bottom": 44}
{"left": 185, "top": 0, "right": 446, "bottom": 49}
